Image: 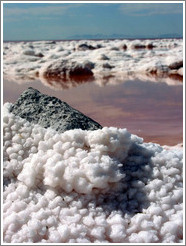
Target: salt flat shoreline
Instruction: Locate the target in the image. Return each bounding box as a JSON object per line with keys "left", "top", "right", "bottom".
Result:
{"left": 3, "top": 38, "right": 183, "bottom": 86}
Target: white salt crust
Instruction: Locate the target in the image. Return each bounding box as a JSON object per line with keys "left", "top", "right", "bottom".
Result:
{"left": 3, "top": 103, "right": 183, "bottom": 243}
{"left": 3, "top": 39, "right": 183, "bottom": 87}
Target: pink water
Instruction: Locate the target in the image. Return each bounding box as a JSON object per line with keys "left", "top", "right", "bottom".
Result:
{"left": 3, "top": 78, "right": 183, "bottom": 146}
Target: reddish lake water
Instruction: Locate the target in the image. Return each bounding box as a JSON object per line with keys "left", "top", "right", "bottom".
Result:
{"left": 3, "top": 78, "right": 183, "bottom": 146}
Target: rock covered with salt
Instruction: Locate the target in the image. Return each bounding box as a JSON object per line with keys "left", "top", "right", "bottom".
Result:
{"left": 3, "top": 100, "right": 183, "bottom": 243}
{"left": 40, "top": 59, "right": 95, "bottom": 82}
{"left": 10, "top": 87, "right": 102, "bottom": 133}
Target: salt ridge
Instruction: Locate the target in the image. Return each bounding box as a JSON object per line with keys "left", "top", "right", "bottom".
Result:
{"left": 3, "top": 103, "right": 183, "bottom": 243}
{"left": 3, "top": 39, "right": 183, "bottom": 87}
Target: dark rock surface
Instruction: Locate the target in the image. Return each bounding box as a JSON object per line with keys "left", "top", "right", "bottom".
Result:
{"left": 77, "top": 43, "right": 102, "bottom": 51}
{"left": 168, "top": 60, "right": 183, "bottom": 70}
{"left": 131, "top": 44, "right": 146, "bottom": 49}
{"left": 146, "top": 43, "right": 156, "bottom": 49}
{"left": 77, "top": 44, "right": 96, "bottom": 51}
{"left": 10, "top": 87, "right": 102, "bottom": 133}
{"left": 122, "top": 44, "right": 127, "bottom": 50}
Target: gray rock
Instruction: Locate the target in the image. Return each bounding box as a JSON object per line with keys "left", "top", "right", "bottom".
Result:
{"left": 10, "top": 87, "right": 102, "bottom": 133}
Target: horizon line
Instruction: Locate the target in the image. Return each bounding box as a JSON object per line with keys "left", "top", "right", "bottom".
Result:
{"left": 3, "top": 36, "right": 183, "bottom": 42}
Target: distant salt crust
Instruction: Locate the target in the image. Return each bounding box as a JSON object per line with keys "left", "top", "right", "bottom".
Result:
{"left": 3, "top": 103, "right": 183, "bottom": 243}
{"left": 3, "top": 39, "right": 183, "bottom": 87}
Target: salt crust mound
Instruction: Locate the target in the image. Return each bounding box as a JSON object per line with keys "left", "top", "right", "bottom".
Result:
{"left": 3, "top": 103, "right": 183, "bottom": 243}
{"left": 3, "top": 39, "right": 183, "bottom": 86}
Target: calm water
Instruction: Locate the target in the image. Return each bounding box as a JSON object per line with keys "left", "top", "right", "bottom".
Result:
{"left": 3, "top": 78, "right": 183, "bottom": 146}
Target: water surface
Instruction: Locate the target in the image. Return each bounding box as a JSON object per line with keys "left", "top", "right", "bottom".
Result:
{"left": 3, "top": 78, "right": 183, "bottom": 146}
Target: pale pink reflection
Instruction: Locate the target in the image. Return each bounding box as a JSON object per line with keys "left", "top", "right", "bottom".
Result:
{"left": 3, "top": 78, "right": 183, "bottom": 146}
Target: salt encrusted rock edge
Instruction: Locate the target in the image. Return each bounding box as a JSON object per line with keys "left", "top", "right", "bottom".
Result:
{"left": 10, "top": 87, "right": 102, "bottom": 133}
{"left": 3, "top": 102, "right": 183, "bottom": 243}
